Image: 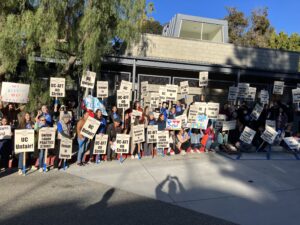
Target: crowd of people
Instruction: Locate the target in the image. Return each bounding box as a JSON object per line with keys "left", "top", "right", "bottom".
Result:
{"left": 0, "top": 93, "right": 298, "bottom": 175}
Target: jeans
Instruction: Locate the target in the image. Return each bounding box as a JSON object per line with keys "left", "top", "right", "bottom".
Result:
{"left": 206, "top": 138, "right": 213, "bottom": 150}
{"left": 39, "top": 149, "right": 45, "bottom": 168}
{"left": 77, "top": 138, "right": 88, "bottom": 163}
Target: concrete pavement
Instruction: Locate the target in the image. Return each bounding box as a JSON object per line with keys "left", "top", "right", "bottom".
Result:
{"left": 66, "top": 152, "right": 300, "bottom": 225}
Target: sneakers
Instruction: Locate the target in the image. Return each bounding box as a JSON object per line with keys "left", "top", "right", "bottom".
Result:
{"left": 18, "top": 169, "right": 23, "bottom": 175}
{"left": 31, "top": 166, "right": 37, "bottom": 170}
{"left": 190, "top": 149, "right": 194, "bottom": 154}
{"left": 181, "top": 151, "right": 186, "bottom": 155}
{"left": 131, "top": 155, "right": 135, "bottom": 159}
{"left": 39, "top": 168, "right": 43, "bottom": 172}
{"left": 134, "top": 155, "right": 139, "bottom": 159}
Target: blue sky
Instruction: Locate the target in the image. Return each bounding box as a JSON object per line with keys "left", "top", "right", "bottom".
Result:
{"left": 148, "top": 0, "right": 299, "bottom": 34}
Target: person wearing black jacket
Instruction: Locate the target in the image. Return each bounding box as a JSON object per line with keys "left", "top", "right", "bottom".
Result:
{"left": 106, "top": 118, "right": 122, "bottom": 161}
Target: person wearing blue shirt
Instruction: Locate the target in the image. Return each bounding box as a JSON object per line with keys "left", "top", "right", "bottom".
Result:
{"left": 160, "top": 102, "right": 169, "bottom": 122}
{"left": 35, "top": 105, "right": 53, "bottom": 127}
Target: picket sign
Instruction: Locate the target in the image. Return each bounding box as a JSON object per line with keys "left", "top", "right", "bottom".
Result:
{"left": 265, "top": 120, "right": 276, "bottom": 130}
{"left": 93, "top": 134, "right": 108, "bottom": 163}
{"left": 157, "top": 131, "right": 169, "bottom": 148}
{"left": 50, "top": 77, "right": 65, "bottom": 97}
{"left": 240, "top": 126, "right": 256, "bottom": 144}
{"left": 0, "top": 126, "right": 12, "bottom": 140}
{"left": 292, "top": 88, "right": 300, "bottom": 104}
{"left": 273, "top": 81, "right": 284, "bottom": 95}
{"left": 206, "top": 102, "right": 219, "bottom": 120}
{"left": 261, "top": 126, "right": 278, "bottom": 145}
{"left": 80, "top": 116, "right": 101, "bottom": 139}
{"left": 132, "top": 124, "right": 145, "bottom": 143}
{"left": 228, "top": 86, "right": 238, "bottom": 101}
{"left": 1, "top": 82, "right": 30, "bottom": 103}
{"left": 180, "top": 81, "right": 189, "bottom": 95}
{"left": 97, "top": 81, "right": 108, "bottom": 99}
{"left": 141, "top": 81, "right": 149, "bottom": 99}
{"left": 59, "top": 137, "right": 73, "bottom": 162}
{"left": 81, "top": 71, "right": 96, "bottom": 89}
{"left": 250, "top": 103, "right": 264, "bottom": 120}
{"left": 147, "top": 125, "right": 158, "bottom": 143}
{"left": 116, "top": 134, "right": 130, "bottom": 154}
{"left": 166, "top": 84, "right": 178, "bottom": 102}
{"left": 283, "top": 137, "right": 299, "bottom": 151}
{"left": 238, "top": 83, "right": 250, "bottom": 98}
{"left": 117, "top": 90, "right": 131, "bottom": 109}
{"left": 199, "top": 72, "right": 208, "bottom": 87}
{"left": 222, "top": 120, "right": 237, "bottom": 131}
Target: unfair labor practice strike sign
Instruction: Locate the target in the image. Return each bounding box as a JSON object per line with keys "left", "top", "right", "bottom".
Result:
{"left": 80, "top": 116, "right": 101, "bottom": 139}
{"left": 117, "top": 90, "right": 130, "bottom": 109}
{"left": 116, "top": 134, "right": 130, "bottom": 154}
{"left": 97, "top": 81, "right": 108, "bottom": 98}
{"left": 81, "top": 71, "right": 96, "bottom": 89}
{"left": 93, "top": 134, "right": 108, "bottom": 155}
{"left": 157, "top": 131, "right": 169, "bottom": 148}
{"left": 240, "top": 126, "right": 256, "bottom": 144}
{"left": 14, "top": 129, "right": 35, "bottom": 153}
{"left": 261, "top": 126, "right": 278, "bottom": 145}
{"left": 132, "top": 124, "right": 145, "bottom": 143}
{"left": 38, "top": 127, "right": 56, "bottom": 149}
{"left": 180, "top": 81, "right": 189, "bottom": 95}
{"left": 59, "top": 137, "right": 73, "bottom": 159}
{"left": 199, "top": 72, "right": 208, "bottom": 87}
{"left": 1, "top": 82, "right": 30, "bottom": 103}
{"left": 147, "top": 125, "right": 158, "bottom": 143}
{"left": 50, "top": 77, "right": 65, "bottom": 97}
{"left": 166, "top": 84, "right": 178, "bottom": 102}
{"left": 273, "top": 81, "right": 284, "bottom": 95}
{"left": 0, "top": 125, "right": 12, "bottom": 139}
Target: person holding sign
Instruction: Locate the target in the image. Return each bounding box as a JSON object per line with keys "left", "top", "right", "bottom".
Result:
{"left": 55, "top": 112, "right": 73, "bottom": 170}
{"left": 108, "top": 106, "right": 121, "bottom": 124}
{"left": 144, "top": 112, "right": 157, "bottom": 157}
{"left": 35, "top": 105, "right": 53, "bottom": 127}
{"left": 106, "top": 118, "right": 122, "bottom": 161}
{"left": 201, "top": 122, "right": 216, "bottom": 152}
{"left": 0, "top": 117, "right": 12, "bottom": 171}
{"left": 0, "top": 102, "right": 24, "bottom": 128}
{"left": 76, "top": 111, "right": 89, "bottom": 166}
{"left": 17, "top": 112, "right": 34, "bottom": 175}
{"left": 34, "top": 115, "right": 49, "bottom": 172}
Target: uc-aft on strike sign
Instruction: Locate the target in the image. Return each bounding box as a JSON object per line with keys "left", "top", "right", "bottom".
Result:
{"left": 50, "top": 77, "right": 65, "bottom": 97}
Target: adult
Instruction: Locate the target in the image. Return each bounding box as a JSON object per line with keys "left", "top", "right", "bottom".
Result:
{"left": 55, "top": 112, "right": 73, "bottom": 169}
{"left": 175, "top": 128, "right": 190, "bottom": 155}
{"left": 76, "top": 111, "right": 89, "bottom": 166}
{"left": 143, "top": 112, "right": 157, "bottom": 157}
{"left": 157, "top": 113, "right": 166, "bottom": 156}
{"left": 0, "top": 117, "right": 12, "bottom": 171}
{"left": 109, "top": 106, "right": 121, "bottom": 124}
{"left": 0, "top": 102, "right": 24, "bottom": 128}
{"left": 17, "top": 112, "right": 34, "bottom": 175}
{"left": 36, "top": 105, "right": 53, "bottom": 127}
{"left": 106, "top": 118, "right": 122, "bottom": 161}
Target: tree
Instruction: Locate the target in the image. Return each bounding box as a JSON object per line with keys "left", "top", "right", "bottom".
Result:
{"left": 269, "top": 31, "right": 300, "bottom": 51}
{"left": 224, "top": 7, "right": 248, "bottom": 45}
{"left": 0, "top": 0, "right": 147, "bottom": 75}
{"left": 141, "top": 19, "right": 163, "bottom": 35}
{"left": 0, "top": 0, "right": 148, "bottom": 110}
{"left": 243, "top": 7, "right": 274, "bottom": 48}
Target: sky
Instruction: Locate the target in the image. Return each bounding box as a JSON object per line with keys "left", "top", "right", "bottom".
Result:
{"left": 147, "top": 0, "right": 300, "bottom": 35}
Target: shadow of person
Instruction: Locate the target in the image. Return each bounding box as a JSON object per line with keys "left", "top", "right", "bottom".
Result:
{"left": 155, "top": 175, "right": 186, "bottom": 202}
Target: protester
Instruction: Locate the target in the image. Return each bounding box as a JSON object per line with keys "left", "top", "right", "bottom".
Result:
{"left": 202, "top": 122, "right": 215, "bottom": 152}
{"left": 109, "top": 106, "right": 121, "bottom": 124}
{"left": 106, "top": 117, "right": 122, "bottom": 161}
{"left": 190, "top": 129, "right": 202, "bottom": 153}
{"left": 157, "top": 113, "right": 166, "bottom": 156}
{"left": 36, "top": 105, "right": 53, "bottom": 127}
{"left": 17, "top": 112, "right": 35, "bottom": 175}
{"left": 175, "top": 128, "right": 190, "bottom": 155}
{"left": 76, "top": 111, "right": 89, "bottom": 166}
{"left": 0, "top": 103, "right": 24, "bottom": 127}
{"left": 0, "top": 117, "right": 12, "bottom": 171}
{"left": 143, "top": 112, "right": 156, "bottom": 157}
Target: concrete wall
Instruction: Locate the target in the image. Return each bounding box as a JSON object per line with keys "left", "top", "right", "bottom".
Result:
{"left": 126, "top": 34, "right": 300, "bottom": 73}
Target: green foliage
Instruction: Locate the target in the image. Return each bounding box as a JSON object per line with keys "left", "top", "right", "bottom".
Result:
{"left": 269, "top": 32, "right": 300, "bottom": 51}
{"left": 0, "top": 0, "right": 147, "bottom": 75}
{"left": 141, "top": 20, "right": 163, "bottom": 35}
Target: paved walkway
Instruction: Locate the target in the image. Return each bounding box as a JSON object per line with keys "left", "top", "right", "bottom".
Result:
{"left": 66, "top": 152, "right": 300, "bottom": 225}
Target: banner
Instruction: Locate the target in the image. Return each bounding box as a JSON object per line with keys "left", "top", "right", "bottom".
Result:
{"left": 238, "top": 83, "right": 250, "bottom": 98}
{"left": 80, "top": 116, "right": 101, "bottom": 139}
{"left": 250, "top": 103, "right": 264, "bottom": 120}
{"left": 228, "top": 86, "right": 238, "bottom": 101}
{"left": 14, "top": 129, "right": 35, "bottom": 153}
{"left": 83, "top": 95, "right": 108, "bottom": 115}
{"left": 117, "top": 90, "right": 130, "bottom": 109}
{"left": 38, "top": 127, "right": 56, "bottom": 149}
{"left": 81, "top": 71, "right": 96, "bottom": 89}
{"left": 59, "top": 137, "right": 73, "bottom": 159}
{"left": 159, "top": 86, "right": 167, "bottom": 102}
{"left": 176, "top": 114, "right": 188, "bottom": 128}
{"left": 157, "top": 131, "right": 169, "bottom": 148}
{"left": 150, "top": 93, "right": 160, "bottom": 109}
{"left": 283, "top": 137, "right": 299, "bottom": 150}
{"left": 265, "top": 120, "right": 276, "bottom": 130}
{"left": 261, "top": 126, "right": 278, "bottom": 145}
{"left": 199, "top": 71, "right": 208, "bottom": 87}
{"left": 0, "top": 126, "right": 12, "bottom": 140}
{"left": 166, "top": 84, "right": 178, "bottom": 101}
{"left": 120, "top": 80, "right": 132, "bottom": 92}
{"left": 194, "top": 102, "right": 207, "bottom": 114}
{"left": 180, "top": 81, "right": 189, "bottom": 95}
{"left": 240, "top": 126, "right": 256, "bottom": 144}
{"left": 191, "top": 114, "right": 209, "bottom": 129}
{"left": 97, "top": 81, "right": 108, "bottom": 98}
{"left": 147, "top": 125, "right": 158, "bottom": 143}
{"left": 292, "top": 88, "right": 300, "bottom": 104}
{"left": 132, "top": 124, "right": 145, "bottom": 143}
{"left": 222, "top": 120, "right": 237, "bottom": 131}
{"left": 245, "top": 87, "right": 256, "bottom": 102}
{"left": 93, "top": 134, "right": 108, "bottom": 154}
{"left": 116, "top": 134, "right": 130, "bottom": 154}
{"left": 166, "top": 119, "right": 182, "bottom": 130}
{"left": 50, "top": 77, "right": 65, "bottom": 98}
{"left": 273, "top": 81, "right": 284, "bottom": 95}
{"left": 141, "top": 81, "right": 149, "bottom": 99}
{"left": 1, "top": 82, "right": 30, "bottom": 103}
{"left": 206, "top": 102, "right": 219, "bottom": 120}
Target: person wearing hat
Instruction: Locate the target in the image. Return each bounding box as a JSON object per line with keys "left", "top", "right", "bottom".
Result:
{"left": 106, "top": 117, "right": 122, "bottom": 161}
{"left": 54, "top": 111, "right": 73, "bottom": 169}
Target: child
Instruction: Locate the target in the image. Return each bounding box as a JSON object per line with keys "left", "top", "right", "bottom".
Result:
{"left": 190, "top": 129, "right": 203, "bottom": 153}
